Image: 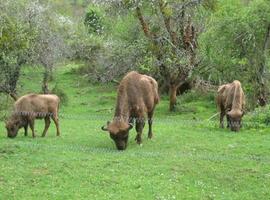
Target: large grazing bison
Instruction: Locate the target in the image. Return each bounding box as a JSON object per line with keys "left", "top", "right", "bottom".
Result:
{"left": 101, "top": 71, "right": 159, "bottom": 150}
{"left": 5, "top": 94, "right": 60, "bottom": 138}
{"left": 217, "top": 80, "right": 245, "bottom": 132}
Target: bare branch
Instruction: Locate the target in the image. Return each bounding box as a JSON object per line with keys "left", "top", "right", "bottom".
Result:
{"left": 263, "top": 24, "right": 270, "bottom": 53}
{"left": 180, "top": 0, "right": 202, "bottom": 11}
{"left": 0, "top": 85, "right": 18, "bottom": 101}
{"left": 159, "top": 0, "right": 178, "bottom": 47}
{"left": 136, "top": 7, "right": 152, "bottom": 39}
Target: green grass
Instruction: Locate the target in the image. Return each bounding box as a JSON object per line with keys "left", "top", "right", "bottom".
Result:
{"left": 1, "top": 64, "right": 270, "bottom": 199}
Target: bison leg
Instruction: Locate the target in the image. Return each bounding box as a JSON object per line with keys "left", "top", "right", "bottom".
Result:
{"left": 220, "top": 111, "right": 225, "bottom": 128}
{"left": 240, "top": 119, "right": 243, "bottom": 128}
{"left": 24, "top": 124, "right": 28, "bottom": 136}
{"left": 226, "top": 115, "right": 231, "bottom": 128}
{"left": 147, "top": 111, "right": 154, "bottom": 139}
{"left": 42, "top": 117, "right": 51, "bottom": 137}
{"left": 129, "top": 117, "right": 135, "bottom": 126}
{"left": 52, "top": 114, "right": 60, "bottom": 136}
{"left": 29, "top": 120, "right": 36, "bottom": 138}
{"left": 135, "top": 117, "right": 145, "bottom": 145}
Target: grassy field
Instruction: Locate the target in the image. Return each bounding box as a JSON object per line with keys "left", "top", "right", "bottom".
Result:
{"left": 1, "top": 64, "right": 270, "bottom": 200}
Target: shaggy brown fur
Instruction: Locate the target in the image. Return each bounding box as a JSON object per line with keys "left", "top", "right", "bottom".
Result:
{"left": 102, "top": 71, "right": 159, "bottom": 150}
{"left": 5, "top": 94, "right": 60, "bottom": 138}
{"left": 217, "top": 80, "right": 245, "bottom": 131}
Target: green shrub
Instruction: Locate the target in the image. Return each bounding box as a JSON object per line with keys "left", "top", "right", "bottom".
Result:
{"left": 0, "top": 94, "right": 12, "bottom": 121}
{"left": 51, "top": 85, "right": 69, "bottom": 106}
{"left": 84, "top": 7, "right": 104, "bottom": 34}
{"left": 179, "top": 89, "right": 215, "bottom": 104}
{"left": 245, "top": 105, "right": 270, "bottom": 128}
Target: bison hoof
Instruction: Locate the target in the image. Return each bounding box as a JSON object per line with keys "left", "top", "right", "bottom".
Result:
{"left": 135, "top": 139, "right": 141, "bottom": 144}
{"left": 135, "top": 138, "right": 142, "bottom": 144}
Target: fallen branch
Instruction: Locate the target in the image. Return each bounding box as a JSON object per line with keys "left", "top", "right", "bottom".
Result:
{"left": 96, "top": 108, "right": 113, "bottom": 113}
{"left": 207, "top": 112, "right": 220, "bottom": 121}
{"left": 112, "top": 79, "right": 119, "bottom": 84}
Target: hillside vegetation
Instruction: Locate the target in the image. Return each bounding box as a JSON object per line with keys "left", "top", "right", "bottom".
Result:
{"left": 1, "top": 0, "right": 270, "bottom": 199}
{"left": 0, "top": 65, "right": 270, "bottom": 199}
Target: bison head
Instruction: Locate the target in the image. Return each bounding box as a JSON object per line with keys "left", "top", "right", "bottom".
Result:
{"left": 101, "top": 121, "right": 133, "bottom": 150}
{"left": 227, "top": 110, "right": 244, "bottom": 132}
{"left": 5, "top": 120, "right": 20, "bottom": 138}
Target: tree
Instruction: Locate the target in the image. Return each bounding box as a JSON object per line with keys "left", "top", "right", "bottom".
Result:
{"left": 122, "top": 0, "right": 204, "bottom": 111}
{"left": 0, "top": 0, "right": 29, "bottom": 100}
{"left": 0, "top": 0, "right": 71, "bottom": 98}
{"left": 199, "top": 0, "right": 270, "bottom": 107}
{"left": 23, "top": 1, "right": 69, "bottom": 94}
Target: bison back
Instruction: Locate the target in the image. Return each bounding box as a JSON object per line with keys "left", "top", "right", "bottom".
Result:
{"left": 120, "top": 72, "right": 159, "bottom": 112}
{"left": 14, "top": 94, "right": 60, "bottom": 116}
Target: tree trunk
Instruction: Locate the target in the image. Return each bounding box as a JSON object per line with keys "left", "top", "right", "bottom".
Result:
{"left": 169, "top": 84, "right": 178, "bottom": 111}
{"left": 42, "top": 66, "right": 51, "bottom": 94}
{"left": 257, "top": 24, "right": 270, "bottom": 106}
{"left": 257, "top": 63, "right": 267, "bottom": 106}
{"left": 135, "top": 3, "right": 198, "bottom": 112}
{"left": 9, "top": 92, "right": 18, "bottom": 101}
{"left": 258, "top": 91, "right": 267, "bottom": 106}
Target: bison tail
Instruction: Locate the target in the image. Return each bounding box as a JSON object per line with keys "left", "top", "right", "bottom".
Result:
{"left": 56, "top": 97, "right": 61, "bottom": 110}
{"left": 154, "top": 94, "right": 160, "bottom": 104}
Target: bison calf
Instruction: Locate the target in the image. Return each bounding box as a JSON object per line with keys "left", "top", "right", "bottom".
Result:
{"left": 101, "top": 71, "right": 159, "bottom": 150}
{"left": 217, "top": 80, "right": 245, "bottom": 132}
{"left": 5, "top": 94, "right": 60, "bottom": 138}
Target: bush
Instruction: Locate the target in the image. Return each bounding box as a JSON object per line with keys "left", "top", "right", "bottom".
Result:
{"left": 245, "top": 105, "right": 270, "bottom": 128}
{"left": 0, "top": 94, "right": 12, "bottom": 121}
{"left": 179, "top": 89, "right": 215, "bottom": 104}
{"left": 84, "top": 7, "right": 104, "bottom": 34}
{"left": 51, "top": 85, "right": 69, "bottom": 106}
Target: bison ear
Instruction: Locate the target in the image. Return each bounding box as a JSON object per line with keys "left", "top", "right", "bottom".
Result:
{"left": 128, "top": 123, "right": 133, "bottom": 130}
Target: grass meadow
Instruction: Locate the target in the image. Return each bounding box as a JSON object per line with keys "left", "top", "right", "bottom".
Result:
{"left": 1, "top": 64, "right": 270, "bottom": 200}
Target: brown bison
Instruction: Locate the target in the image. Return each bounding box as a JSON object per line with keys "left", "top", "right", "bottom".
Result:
{"left": 101, "top": 71, "right": 159, "bottom": 150}
{"left": 5, "top": 94, "right": 60, "bottom": 138}
{"left": 217, "top": 80, "right": 245, "bottom": 132}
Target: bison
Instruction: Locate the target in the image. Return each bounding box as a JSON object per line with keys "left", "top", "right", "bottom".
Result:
{"left": 217, "top": 80, "right": 245, "bottom": 132}
{"left": 101, "top": 71, "right": 159, "bottom": 150}
{"left": 5, "top": 94, "right": 60, "bottom": 138}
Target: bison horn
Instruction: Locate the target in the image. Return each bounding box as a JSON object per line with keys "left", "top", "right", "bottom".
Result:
{"left": 101, "top": 125, "right": 108, "bottom": 131}
{"left": 101, "top": 121, "right": 111, "bottom": 131}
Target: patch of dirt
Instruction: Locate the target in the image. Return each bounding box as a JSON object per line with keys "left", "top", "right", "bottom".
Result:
{"left": 32, "top": 168, "right": 50, "bottom": 176}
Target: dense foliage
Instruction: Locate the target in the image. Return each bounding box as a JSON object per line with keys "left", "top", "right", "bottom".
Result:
{"left": 0, "top": 0, "right": 270, "bottom": 110}
{"left": 1, "top": 2, "right": 270, "bottom": 199}
{"left": 200, "top": 0, "right": 270, "bottom": 108}
{"left": 84, "top": 7, "right": 104, "bottom": 34}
